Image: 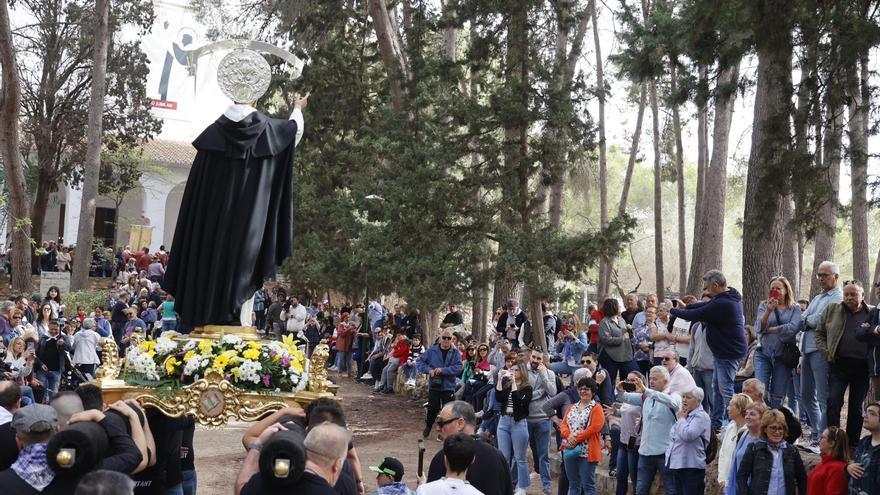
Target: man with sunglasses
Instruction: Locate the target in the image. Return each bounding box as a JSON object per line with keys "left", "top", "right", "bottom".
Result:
{"left": 798, "top": 260, "right": 842, "bottom": 449}
{"left": 426, "top": 401, "right": 512, "bottom": 495}
{"left": 817, "top": 279, "right": 873, "bottom": 448}
{"left": 417, "top": 330, "right": 463, "bottom": 439}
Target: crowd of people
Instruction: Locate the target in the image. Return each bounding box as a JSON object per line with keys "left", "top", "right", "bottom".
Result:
{"left": 269, "top": 264, "right": 880, "bottom": 495}
{"left": 1, "top": 251, "right": 879, "bottom": 495}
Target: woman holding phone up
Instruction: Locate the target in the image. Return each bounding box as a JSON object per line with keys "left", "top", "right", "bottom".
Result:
{"left": 753, "top": 276, "right": 802, "bottom": 408}
{"left": 495, "top": 356, "right": 533, "bottom": 495}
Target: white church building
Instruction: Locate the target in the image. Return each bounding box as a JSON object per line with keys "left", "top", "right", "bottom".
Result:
{"left": 41, "top": 0, "right": 239, "bottom": 252}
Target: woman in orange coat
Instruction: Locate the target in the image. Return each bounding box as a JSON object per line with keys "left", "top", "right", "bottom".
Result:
{"left": 332, "top": 312, "right": 356, "bottom": 376}
{"left": 806, "top": 426, "right": 849, "bottom": 495}
{"left": 560, "top": 376, "right": 606, "bottom": 495}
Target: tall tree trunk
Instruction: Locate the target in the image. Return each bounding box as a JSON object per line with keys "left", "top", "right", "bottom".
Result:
{"left": 670, "top": 61, "right": 686, "bottom": 296}
{"left": 0, "top": 0, "right": 32, "bottom": 292}
{"left": 810, "top": 93, "right": 843, "bottom": 298}
{"left": 617, "top": 85, "right": 647, "bottom": 218}
{"left": 688, "top": 61, "right": 739, "bottom": 294}
{"left": 848, "top": 53, "right": 870, "bottom": 286}
{"left": 71, "top": 0, "right": 110, "bottom": 290}
{"left": 872, "top": 248, "right": 880, "bottom": 305}
{"left": 687, "top": 66, "right": 709, "bottom": 296}
{"left": 780, "top": 194, "right": 800, "bottom": 293}
{"left": 742, "top": 1, "right": 793, "bottom": 324}
{"left": 649, "top": 78, "right": 664, "bottom": 301}
{"left": 368, "top": 0, "right": 410, "bottom": 112}
{"left": 590, "top": 0, "right": 610, "bottom": 297}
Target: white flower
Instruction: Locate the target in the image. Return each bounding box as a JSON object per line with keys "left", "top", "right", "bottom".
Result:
{"left": 183, "top": 340, "right": 197, "bottom": 351}
{"left": 133, "top": 353, "right": 160, "bottom": 381}
{"left": 234, "top": 359, "right": 262, "bottom": 384}
{"left": 154, "top": 337, "right": 178, "bottom": 356}
{"left": 221, "top": 335, "right": 243, "bottom": 346}
{"left": 183, "top": 355, "right": 204, "bottom": 376}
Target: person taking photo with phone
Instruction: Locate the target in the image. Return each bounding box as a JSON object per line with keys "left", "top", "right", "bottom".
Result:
{"left": 753, "top": 276, "right": 802, "bottom": 409}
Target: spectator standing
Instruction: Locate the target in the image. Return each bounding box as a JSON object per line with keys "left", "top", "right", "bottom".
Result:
{"left": 604, "top": 371, "right": 642, "bottom": 495}
{"left": 526, "top": 350, "right": 556, "bottom": 495}
{"left": 754, "top": 276, "right": 803, "bottom": 408}
{"left": 661, "top": 350, "right": 696, "bottom": 396}
{"left": 427, "top": 401, "right": 513, "bottom": 495}
{"left": 726, "top": 401, "right": 769, "bottom": 494}
{"left": 687, "top": 294, "right": 715, "bottom": 413}
{"left": 265, "top": 294, "right": 284, "bottom": 339}
{"left": 72, "top": 318, "right": 101, "bottom": 379}
{"left": 670, "top": 270, "right": 747, "bottom": 432}
{"left": 596, "top": 298, "right": 637, "bottom": 384}
{"left": 418, "top": 329, "right": 463, "bottom": 438}
{"left": 559, "top": 377, "right": 605, "bottom": 495}
{"left": 858, "top": 296, "right": 880, "bottom": 403}
{"left": 735, "top": 410, "right": 807, "bottom": 495}
{"left": 496, "top": 300, "right": 527, "bottom": 349}
{"left": 35, "top": 320, "right": 71, "bottom": 402}
{"left": 631, "top": 307, "right": 657, "bottom": 376}
{"left": 252, "top": 285, "right": 269, "bottom": 331}
{"left": 495, "top": 359, "right": 532, "bottom": 495}
{"left": 716, "top": 393, "right": 751, "bottom": 493}
{"left": 146, "top": 255, "right": 165, "bottom": 284}
{"left": 666, "top": 387, "right": 711, "bottom": 494}
{"left": 816, "top": 279, "right": 873, "bottom": 447}
{"left": 621, "top": 294, "right": 640, "bottom": 326}
{"left": 630, "top": 294, "right": 658, "bottom": 329}
{"left": 805, "top": 427, "right": 849, "bottom": 495}
{"left": 650, "top": 304, "right": 675, "bottom": 365}
{"left": 847, "top": 402, "right": 880, "bottom": 495}
{"left": 159, "top": 295, "right": 177, "bottom": 334}
{"left": 799, "top": 260, "right": 842, "bottom": 448}
{"left": 285, "top": 296, "right": 308, "bottom": 338}
{"left": 110, "top": 293, "right": 130, "bottom": 346}
{"left": 331, "top": 313, "right": 356, "bottom": 376}
{"left": 617, "top": 366, "right": 682, "bottom": 495}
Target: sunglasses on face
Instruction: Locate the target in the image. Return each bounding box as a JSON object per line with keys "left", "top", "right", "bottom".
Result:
{"left": 816, "top": 273, "right": 832, "bottom": 279}
{"left": 581, "top": 360, "right": 593, "bottom": 365}
{"left": 441, "top": 336, "right": 453, "bottom": 340}
{"left": 436, "top": 416, "right": 460, "bottom": 428}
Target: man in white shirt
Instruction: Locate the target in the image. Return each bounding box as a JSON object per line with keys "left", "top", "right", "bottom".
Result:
{"left": 286, "top": 296, "right": 308, "bottom": 338}
{"left": 661, "top": 350, "right": 696, "bottom": 396}
{"left": 417, "top": 433, "right": 484, "bottom": 495}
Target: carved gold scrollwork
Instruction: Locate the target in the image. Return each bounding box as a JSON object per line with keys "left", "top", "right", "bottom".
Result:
{"left": 308, "top": 341, "right": 332, "bottom": 394}
{"left": 95, "top": 338, "right": 121, "bottom": 382}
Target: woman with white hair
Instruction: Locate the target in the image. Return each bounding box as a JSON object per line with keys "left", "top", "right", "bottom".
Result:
{"left": 665, "top": 386, "right": 712, "bottom": 494}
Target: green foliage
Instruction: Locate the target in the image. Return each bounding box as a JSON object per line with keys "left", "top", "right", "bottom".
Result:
{"left": 65, "top": 290, "right": 109, "bottom": 313}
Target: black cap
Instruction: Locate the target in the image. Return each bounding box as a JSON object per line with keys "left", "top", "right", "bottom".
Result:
{"left": 369, "top": 457, "right": 404, "bottom": 481}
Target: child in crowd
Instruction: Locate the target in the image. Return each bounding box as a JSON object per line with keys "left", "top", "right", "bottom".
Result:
{"left": 403, "top": 334, "right": 424, "bottom": 387}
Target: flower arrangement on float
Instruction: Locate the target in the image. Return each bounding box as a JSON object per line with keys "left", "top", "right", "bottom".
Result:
{"left": 124, "top": 333, "right": 308, "bottom": 393}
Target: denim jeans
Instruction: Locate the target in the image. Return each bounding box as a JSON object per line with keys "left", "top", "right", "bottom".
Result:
{"left": 562, "top": 456, "right": 597, "bottom": 495}
{"left": 497, "top": 415, "right": 530, "bottom": 489}
{"left": 182, "top": 470, "right": 196, "bottom": 495}
{"left": 334, "top": 351, "right": 351, "bottom": 375}
{"left": 615, "top": 443, "right": 639, "bottom": 495}
{"left": 711, "top": 358, "right": 740, "bottom": 431}
{"left": 691, "top": 368, "right": 714, "bottom": 414}
{"left": 635, "top": 454, "right": 676, "bottom": 495}
{"left": 378, "top": 357, "right": 400, "bottom": 391}
{"left": 401, "top": 363, "right": 418, "bottom": 381}
{"left": 527, "top": 419, "right": 552, "bottom": 492}
{"left": 161, "top": 319, "right": 178, "bottom": 333}
{"left": 670, "top": 468, "right": 704, "bottom": 495}
{"left": 753, "top": 350, "right": 792, "bottom": 408}
{"left": 551, "top": 362, "right": 581, "bottom": 377}
{"left": 167, "top": 483, "right": 183, "bottom": 495}
{"left": 35, "top": 370, "right": 61, "bottom": 402}
{"left": 788, "top": 369, "right": 806, "bottom": 422}
{"left": 827, "top": 357, "right": 870, "bottom": 447}
{"left": 800, "top": 350, "right": 828, "bottom": 442}
{"left": 19, "top": 385, "right": 35, "bottom": 406}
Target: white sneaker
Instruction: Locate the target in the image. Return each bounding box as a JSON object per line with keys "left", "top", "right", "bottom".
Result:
{"left": 361, "top": 372, "right": 374, "bottom": 380}
{"left": 328, "top": 366, "right": 338, "bottom": 372}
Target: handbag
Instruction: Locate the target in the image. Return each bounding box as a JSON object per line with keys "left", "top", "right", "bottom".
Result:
{"left": 562, "top": 444, "right": 582, "bottom": 460}
{"left": 774, "top": 308, "right": 801, "bottom": 368}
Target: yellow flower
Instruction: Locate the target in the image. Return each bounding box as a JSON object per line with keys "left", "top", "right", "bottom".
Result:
{"left": 221, "top": 350, "right": 239, "bottom": 359}
{"left": 272, "top": 354, "right": 280, "bottom": 363}
{"left": 248, "top": 341, "right": 262, "bottom": 350}
{"left": 243, "top": 348, "right": 260, "bottom": 361}
{"left": 183, "top": 350, "right": 196, "bottom": 362}
{"left": 198, "top": 339, "right": 214, "bottom": 355}
{"left": 281, "top": 334, "right": 299, "bottom": 354}
{"left": 291, "top": 361, "right": 303, "bottom": 373}
{"left": 139, "top": 341, "right": 156, "bottom": 353}
{"left": 212, "top": 355, "right": 230, "bottom": 371}
{"left": 164, "top": 357, "right": 179, "bottom": 374}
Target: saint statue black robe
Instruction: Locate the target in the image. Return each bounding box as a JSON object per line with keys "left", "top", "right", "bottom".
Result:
{"left": 163, "top": 111, "right": 296, "bottom": 326}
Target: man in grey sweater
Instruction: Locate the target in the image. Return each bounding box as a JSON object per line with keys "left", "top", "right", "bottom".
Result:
{"left": 525, "top": 348, "right": 557, "bottom": 495}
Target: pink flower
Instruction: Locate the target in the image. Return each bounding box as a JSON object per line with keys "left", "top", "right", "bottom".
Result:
{"left": 263, "top": 374, "right": 271, "bottom": 386}
{"left": 281, "top": 357, "right": 291, "bottom": 367}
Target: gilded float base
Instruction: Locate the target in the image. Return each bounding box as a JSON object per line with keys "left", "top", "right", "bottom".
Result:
{"left": 189, "top": 324, "right": 262, "bottom": 341}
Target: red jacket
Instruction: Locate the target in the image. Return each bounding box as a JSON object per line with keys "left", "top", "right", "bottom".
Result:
{"left": 589, "top": 310, "right": 603, "bottom": 345}
{"left": 391, "top": 340, "right": 410, "bottom": 361}
{"left": 335, "top": 322, "right": 356, "bottom": 352}
{"left": 806, "top": 455, "right": 847, "bottom": 495}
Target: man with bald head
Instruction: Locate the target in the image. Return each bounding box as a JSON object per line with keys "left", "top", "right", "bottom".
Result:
{"left": 426, "top": 401, "right": 512, "bottom": 495}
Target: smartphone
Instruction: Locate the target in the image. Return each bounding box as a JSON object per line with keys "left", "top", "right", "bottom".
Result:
{"left": 622, "top": 382, "right": 636, "bottom": 392}
{"left": 769, "top": 288, "right": 780, "bottom": 301}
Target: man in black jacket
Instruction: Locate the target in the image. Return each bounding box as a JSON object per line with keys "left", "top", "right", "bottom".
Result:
{"left": 495, "top": 300, "right": 527, "bottom": 349}
{"left": 425, "top": 401, "right": 513, "bottom": 495}
{"left": 35, "top": 320, "right": 72, "bottom": 402}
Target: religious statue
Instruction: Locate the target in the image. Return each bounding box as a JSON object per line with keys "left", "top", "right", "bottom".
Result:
{"left": 163, "top": 46, "right": 306, "bottom": 327}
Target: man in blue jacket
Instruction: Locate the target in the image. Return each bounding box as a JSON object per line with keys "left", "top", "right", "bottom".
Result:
{"left": 417, "top": 328, "right": 462, "bottom": 439}
{"left": 670, "top": 269, "right": 746, "bottom": 432}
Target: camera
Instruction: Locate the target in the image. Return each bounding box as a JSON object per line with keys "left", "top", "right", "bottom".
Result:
{"left": 622, "top": 382, "right": 636, "bottom": 393}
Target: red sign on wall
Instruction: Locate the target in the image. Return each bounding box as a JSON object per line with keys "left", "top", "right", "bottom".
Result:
{"left": 150, "top": 100, "right": 178, "bottom": 110}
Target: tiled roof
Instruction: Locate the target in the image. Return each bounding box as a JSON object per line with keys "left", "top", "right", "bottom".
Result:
{"left": 142, "top": 139, "right": 196, "bottom": 166}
